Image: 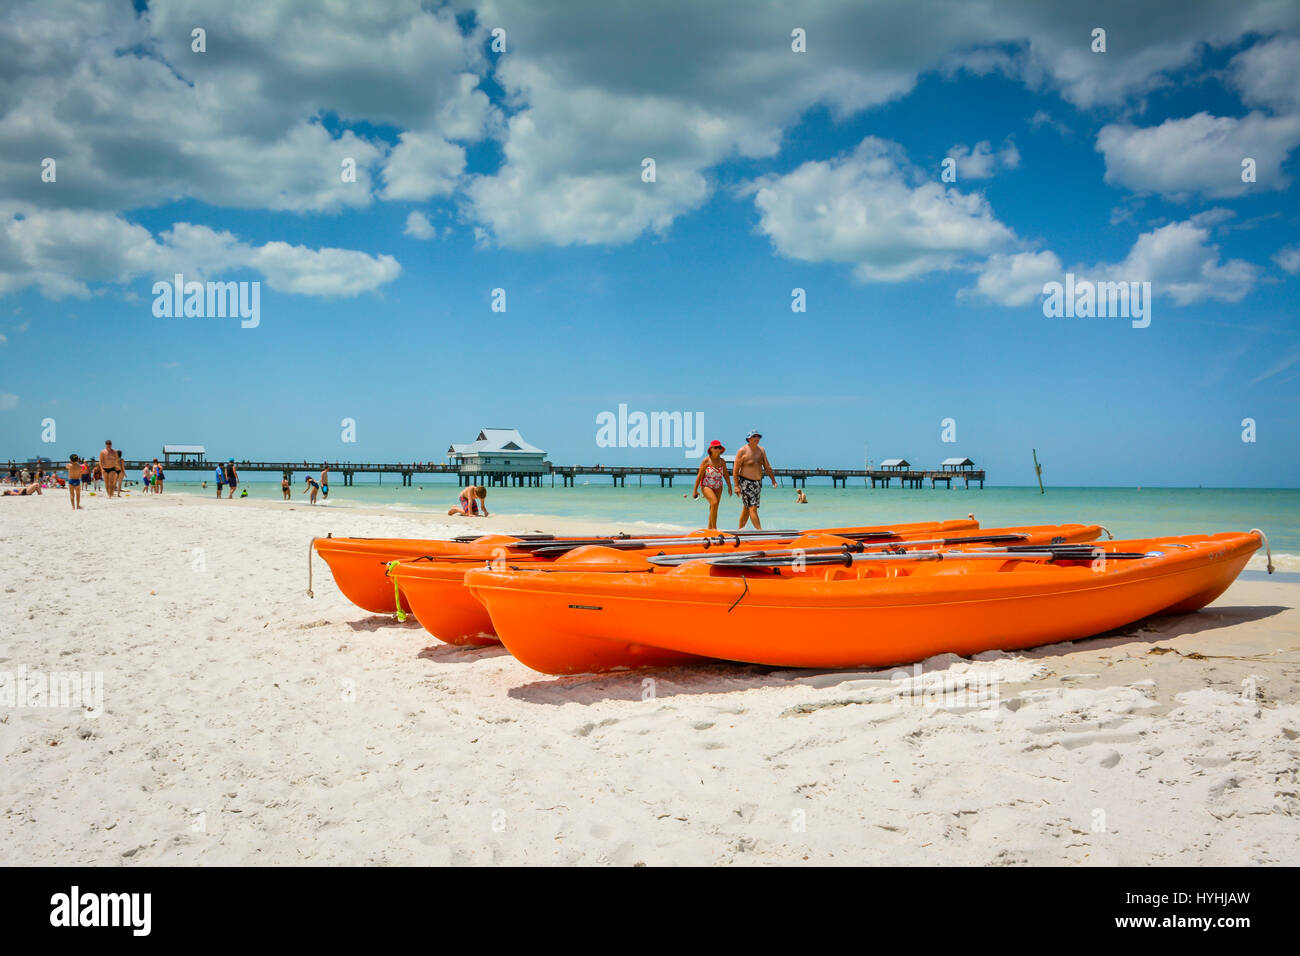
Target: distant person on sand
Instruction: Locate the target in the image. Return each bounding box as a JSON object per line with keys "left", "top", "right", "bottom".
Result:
{"left": 67, "top": 455, "right": 85, "bottom": 509}
{"left": 281, "top": 476, "right": 290, "bottom": 500}
{"left": 304, "top": 475, "right": 319, "bottom": 504}
{"left": 142, "top": 462, "right": 152, "bottom": 492}
{"left": 114, "top": 450, "right": 126, "bottom": 496}
{"left": 214, "top": 462, "right": 224, "bottom": 498}
{"left": 320, "top": 465, "right": 330, "bottom": 500}
{"left": 449, "top": 485, "right": 488, "bottom": 517}
{"left": 224, "top": 459, "right": 239, "bottom": 499}
{"left": 4, "top": 481, "right": 42, "bottom": 496}
{"left": 733, "top": 430, "right": 777, "bottom": 530}
{"left": 152, "top": 458, "right": 165, "bottom": 494}
{"left": 98, "top": 440, "right": 119, "bottom": 498}
{"left": 691, "top": 440, "right": 733, "bottom": 530}
{"left": 796, "top": 489, "right": 807, "bottom": 504}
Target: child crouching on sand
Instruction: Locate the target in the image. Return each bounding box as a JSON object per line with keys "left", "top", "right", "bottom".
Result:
{"left": 448, "top": 485, "right": 489, "bottom": 517}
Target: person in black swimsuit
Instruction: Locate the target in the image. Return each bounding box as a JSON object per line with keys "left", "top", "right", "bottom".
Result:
{"left": 98, "top": 440, "right": 120, "bottom": 498}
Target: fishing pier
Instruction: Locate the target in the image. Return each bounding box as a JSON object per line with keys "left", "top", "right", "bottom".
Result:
{"left": 25, "top": 436, "right": 985, "bottom": 489}
{"left": 103, "top": 457, "right": 985, "bottom": 489}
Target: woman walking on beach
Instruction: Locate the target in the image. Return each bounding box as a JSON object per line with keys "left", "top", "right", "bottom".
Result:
{"left": 691, "top": 440, "right": 733, "bottom": 530}
{"left": 152, "top": 458, "right": 165, "bottom": 494}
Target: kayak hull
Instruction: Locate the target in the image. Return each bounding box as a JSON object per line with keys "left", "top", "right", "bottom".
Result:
{"left": 467, "top": 533, "right": 1260, "bottom": 674}
{"left": 395, "top": 522, "right": 1099, "bottom": 648}
{"left": 315, "top": 519, "right": 979, "bottom": 615}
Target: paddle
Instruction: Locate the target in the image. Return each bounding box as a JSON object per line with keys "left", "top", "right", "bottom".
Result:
{"left": 646, "top": 533, "right": 1033, "bottom": 567}
{"left": 684, "top": 547, "right": 1154, "bottom": 569}
{"left": 522, "top": 530, "right": 809, "bottom": 557}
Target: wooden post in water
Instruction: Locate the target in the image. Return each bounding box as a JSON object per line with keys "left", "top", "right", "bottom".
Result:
{"left": 1032, "top": 448, "right": 1044, "bottom": 494}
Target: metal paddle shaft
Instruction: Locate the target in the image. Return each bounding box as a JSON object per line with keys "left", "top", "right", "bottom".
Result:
{"left": 646, "top": 533, "right": 1032, "bottom": 567}
{"left": 692, "top": 547, "right": 1154, "bottom": 569}
{"left": 524, "top": 530, "right": 809, "bottom": 557}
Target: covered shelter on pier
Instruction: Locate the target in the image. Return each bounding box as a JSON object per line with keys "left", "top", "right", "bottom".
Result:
{"left": 162, "top": 444, "right": 206, "bottom": 465}
{"left": 448, "top": 428, "right": 547, "bottom": 486}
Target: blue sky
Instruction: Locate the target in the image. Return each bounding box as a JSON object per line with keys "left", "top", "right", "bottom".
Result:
{"left": 1, "top": 1, "right": 1298, "bottom": 486}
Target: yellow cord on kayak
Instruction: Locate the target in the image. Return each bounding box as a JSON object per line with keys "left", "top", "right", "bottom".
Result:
{"left": 386, "top": 561, "right": 407, "bottom": 621}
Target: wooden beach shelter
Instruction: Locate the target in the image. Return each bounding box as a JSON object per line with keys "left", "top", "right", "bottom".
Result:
{"left": 941, "top": 457, "right": 975, "bottom": 472}
{"left": 879, "top": 458, "right": 910, "bottom": 472}
{"left": 163, "top": 444, "right": 206, "bottom": 465}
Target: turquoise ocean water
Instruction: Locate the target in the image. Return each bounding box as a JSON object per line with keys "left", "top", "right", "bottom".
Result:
{"left": 164, "top": 476, "right": 1300, "bottom": 563}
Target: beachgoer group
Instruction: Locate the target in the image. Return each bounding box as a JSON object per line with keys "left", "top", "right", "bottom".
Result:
{"left": 691, "top": 430, "right": 778, "bottom": 529}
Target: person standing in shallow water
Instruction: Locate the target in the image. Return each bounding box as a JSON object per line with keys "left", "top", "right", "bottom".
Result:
{"left": 691, "top": 440, "right": 733, "bottom": 530}
{"left": 320, "top": 464, "right": 330, "bottom": 501}
{"left": 281, "top": 475, "right": 290, "bottom": 500}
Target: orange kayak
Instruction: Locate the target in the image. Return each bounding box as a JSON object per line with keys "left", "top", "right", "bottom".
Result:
{"left": 313, "top": 519, "right": 979, "bottom": 614}
{"left": 398, "top": 523, "right": 1103, "bottom": 656}
{"left": 465, "top": 532, "right": 1261, "bottom": 675}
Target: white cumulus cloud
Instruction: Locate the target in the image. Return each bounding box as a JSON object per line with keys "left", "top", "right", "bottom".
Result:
{"left": 750, "top": 137, "right": 1018, "bottom": 282}
{"left": 1096, "top": 111, "right": 1300, "bottom": 199}
{"left": 403, "top": 211, "right": 439, "bottom": 240}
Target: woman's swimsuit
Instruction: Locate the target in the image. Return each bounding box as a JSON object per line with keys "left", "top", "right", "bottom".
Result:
{"left": 701, "top": 462, "right": 725, "bottom": 491}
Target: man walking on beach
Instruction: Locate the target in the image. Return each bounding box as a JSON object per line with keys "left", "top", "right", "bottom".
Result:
{"left": 320, "top": 464, "right": 330, "bottom": 500}
{"left": 98, "top": 440, "right": 119, "bottom": 498}
{"left": 734, "top": 430, "right": 777, "bottom": 529}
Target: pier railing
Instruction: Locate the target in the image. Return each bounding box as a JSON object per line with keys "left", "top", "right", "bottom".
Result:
{"left": 62, "top": 460, "right": 983, "bottom": 489}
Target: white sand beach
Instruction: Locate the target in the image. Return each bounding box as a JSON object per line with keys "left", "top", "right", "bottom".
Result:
{"left": 2, "top": 491, "right": 1298, "bottom": 866}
